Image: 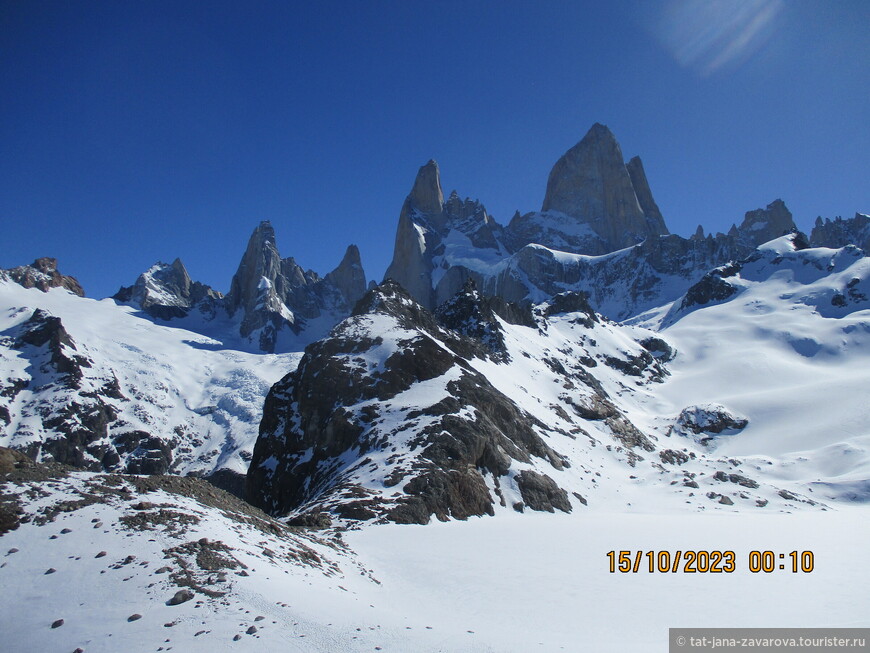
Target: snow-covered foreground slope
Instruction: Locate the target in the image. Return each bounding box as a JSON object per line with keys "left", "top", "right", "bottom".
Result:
{"left": 0, "top": 281, "right": 298, "bottom": 479}
{"left": 647, "top": 237, "right": 870, "bottom": 502}
{"left": 2, "top": 465, "right": 867, "bottom": 652}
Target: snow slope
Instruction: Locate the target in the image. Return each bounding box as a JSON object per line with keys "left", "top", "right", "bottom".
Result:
{"left": 0, "top": 281, "right": 299, "bottom": 477}
{"left": 646, "top": 237, "right": 870, "bottom": 502}
{"left": 2, "top": 468, "right": 867, "bottom": 652}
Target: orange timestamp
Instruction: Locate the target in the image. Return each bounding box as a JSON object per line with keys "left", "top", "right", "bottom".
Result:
{"left": 606, "top": 550, "right": 814, "bottom": 574}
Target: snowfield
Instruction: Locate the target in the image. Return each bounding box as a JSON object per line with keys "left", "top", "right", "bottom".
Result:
{"left": 0, "top": 281, "right": 299, "bottom": 476}
{"left": 2, "top": 234, "right": 869, "bottom": 651}
{"left": 1, "top": 471, "right": 867, "bottom": 653}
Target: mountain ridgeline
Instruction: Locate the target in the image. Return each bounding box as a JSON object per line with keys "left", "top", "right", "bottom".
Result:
{"left": 102, "top": 122, "right": 867, "bottom": 349}
{"left": 1, "top": 122, "right": 868, "bottom": 523}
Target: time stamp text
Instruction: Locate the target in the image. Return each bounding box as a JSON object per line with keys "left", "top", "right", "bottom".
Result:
{"left": 606, "top": 550, "right": 814, "bottom": 574}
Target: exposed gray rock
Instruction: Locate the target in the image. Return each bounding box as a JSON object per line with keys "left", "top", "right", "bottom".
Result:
{"left": 166, "top": 589, "right": 195, "bottom": 606}
{"left": 112, "top": 258, "right": 221, "bottom": 320}
{"left": 384, "top": 161, "right": 507, "bottom": 310}
{"left": 672, "top": 404, "right": 748, "bottom": 446}
{"left": 224, "top": 222, "right": 369, "bottom": 352}
{"left": 515, "top": 470, "right": 572, "bottom": 513}
{"left": 527, "top": 123, "right": 669, "bottom": 253}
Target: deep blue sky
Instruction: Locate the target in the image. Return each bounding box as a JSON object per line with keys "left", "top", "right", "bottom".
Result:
{"left": 2, "top": 1, "right": 867, "bottom": 298}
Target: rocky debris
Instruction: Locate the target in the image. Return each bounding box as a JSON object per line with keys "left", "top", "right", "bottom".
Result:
{"left": 811, "top": 213, "right": 870, "bottom": 251}
{"left": 0, "top": 257, "right": 84, "bottom": 296}
{"left": 713, "top": 471, "right": 759, "bottom": 489}
{"left": 112, "top": 258, "right": 222, "bottom": 320}
{"left": 659, "top": 449, "right": 690, "bottom": 465}
{"left": 286, "top": 512, "right": 333, "bottom": 529}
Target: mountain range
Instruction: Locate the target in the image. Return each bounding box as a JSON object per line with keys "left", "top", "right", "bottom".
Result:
{"left": 1, "top": 122, "right": 868, "bottom": 516}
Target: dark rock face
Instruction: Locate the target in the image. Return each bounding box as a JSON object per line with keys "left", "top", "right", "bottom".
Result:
{"left": 736, "top": 199, "right": 796, "bottom": 249}
{"left": 2, "top": 310, "right": 119, "bottom": 470}
{"left": 811, "top": 213, "right": 870, "bottom": 251}
{"left": 1, "top": 258, "right": 84, "bottom": 296}
{"left": 678, "top": 263, "right": 741, "bottom": 311}
{"left": 247, "top": 281, "right": 571, "bottom": 524}
{"left": 515, "top": 470, "right": 571, "bottom": 513}
{"left": 0, "top": 309, "right": 189, "bottom": 474}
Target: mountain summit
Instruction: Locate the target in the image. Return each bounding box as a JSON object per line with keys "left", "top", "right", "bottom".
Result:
{"left": 516, "top": 123, "right": 670, "bottom": 253}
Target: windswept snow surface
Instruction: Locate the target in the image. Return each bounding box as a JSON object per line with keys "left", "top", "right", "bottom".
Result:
{"left": 649, "top": 239, "right": 870, "bottom": 501}
{"left": 2, "top": 475, "right": 867, "bottom": 653}
{"left": 0, "top": 281, "right": 299, "bottom": 475}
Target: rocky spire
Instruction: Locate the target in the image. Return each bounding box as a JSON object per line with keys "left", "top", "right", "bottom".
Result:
{"left": 407, "top": 160, "right": 444, "bottom": 216}
{"left": 383, "top": 161, "right": 447, "bottom": 308}
{"left": 541, "top": 123, "right": 669, "bottom": 251}
{"left": 626, "top": 156, "right": 668, "bottom": 236}
{"left": 225, "top": 221, "right": 283, "bottom": 317}
{"left": 325, "top": 244, "right": 367, "bottom": 307}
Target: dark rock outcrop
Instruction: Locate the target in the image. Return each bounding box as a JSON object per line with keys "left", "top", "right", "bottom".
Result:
{"left": 247, "top": 281, "right": 568, "bottom": 524}
{"left": 735, "top": 199, "right": 796, "bottom": 249}
{"left": 515, "top": 470, "right": 572, "bottom": 513}
{"left": 1, "top": 258, "right": 84, "bottom": 296}
{"left": 672, "top": 404, "right": 748, "bottom": 446}
{"left": 811, "top": 213, "right": 870, "bottom": 251}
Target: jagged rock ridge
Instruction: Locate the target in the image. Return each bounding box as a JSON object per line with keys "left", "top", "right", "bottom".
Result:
{"left": 383, "top": 123, "right": 808, "bottom": 320}
{"left": 114, "top": 221, "right": 368, "bottom": 352}
{"left": 0, "top": 258, "right": 85, "bottom": 297}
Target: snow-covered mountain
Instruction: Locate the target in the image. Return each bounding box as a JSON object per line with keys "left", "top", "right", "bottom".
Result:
{"left": 1, "top": 122, "right": 869, "bottom": 652}
{"left": 382, "top": 124, "right": 800, "bottom": 318}
{"left": 114, "top": 221, "right": 367, "bottom": 353}
{"left": 0, "top": 275, "right": 297, "bottom": 493}
{"left": 248, "top": 240, "right": 870, "bottom": 524}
